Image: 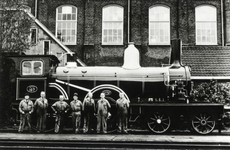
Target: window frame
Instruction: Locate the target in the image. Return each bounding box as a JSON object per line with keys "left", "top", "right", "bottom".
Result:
{"left": 55, "top": 5, "right": 77, "bottom": 45}
{"left": 21, "top": 60, "right": 44, "bottom": 76}
{"left": 30, "top": 28, "right": 37, "bottom": 45}
{"left": 102, "top": 5, "right": 124, "bottom": 45}
{"left": 149, "top": 5, "right": 171, "bottom": 45}
{"left": 43, "top": 40, "right": 50, "bottom": 55}
{"left": 195, "top": 5, "right": 217, "bottom": 45}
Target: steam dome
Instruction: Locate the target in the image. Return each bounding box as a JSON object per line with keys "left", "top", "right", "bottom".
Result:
{"left": 122, "top": 42, "right": 141, "bottom": 69}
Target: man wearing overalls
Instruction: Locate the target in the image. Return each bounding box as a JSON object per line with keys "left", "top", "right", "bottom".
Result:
{"left": 116, "top": 92, "right": 129, "bottom": 133}
{"left": 96, "top": 93, "right": 111, "bottom": 134}
{"left": 18, "top": 93, "right": 34, "bottom": 133}
{"left": 70, "top": 93, "right": 82, "bottom": 133}
{"left": 34, "top": 91, "right": 48, "bottom": 133}
{"left": 51, "top": 95, "right": 69, "bottom": 133}
{"left": 83, "top": 92, "right": 95, "bottom": 133}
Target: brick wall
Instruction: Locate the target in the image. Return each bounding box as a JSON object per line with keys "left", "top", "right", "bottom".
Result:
{"left": 35, "top": 0, "right": 228, "bottom": 67}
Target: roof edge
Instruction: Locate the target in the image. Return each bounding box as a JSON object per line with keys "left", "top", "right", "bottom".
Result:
{"left": 26, "top": 12, "right": 74, "bottom": 56}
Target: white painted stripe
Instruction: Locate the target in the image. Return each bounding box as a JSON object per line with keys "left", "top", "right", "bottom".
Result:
{"left": 49, "top": 83, "right": 69, "bottom": 100}
{"left": 55, "top": 79, "right": 91, "bottom": 92}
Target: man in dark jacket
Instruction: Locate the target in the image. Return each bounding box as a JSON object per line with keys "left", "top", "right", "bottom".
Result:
{"left": 18, "top": 93, "right": 34, "bottom": 133}
{"left": 51, "top": 95, "right": 69, "bottom": 133}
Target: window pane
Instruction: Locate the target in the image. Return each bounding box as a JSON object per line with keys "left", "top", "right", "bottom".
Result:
{"left": 72, "top": 14, "right": 76, "bottom": 20}
{"left": 34, "top": 62, "right": 42, "bottom": 74}
{"left": 72, "top": 7, "right": 76, "bottom": 13}
{"left": 58, "top": 14, "right": 62, "bottom": 20}
{"left": 67, "top": 14, "right": 71, "bottom": 20}
{"left": 149, "top": 6, "right": 170, "bottom": 21}
{"left": 62, "top": 6, "right": 72, "bottom": 14}
{"left": 23, "top": 62, "right": 31, "bottom": 75}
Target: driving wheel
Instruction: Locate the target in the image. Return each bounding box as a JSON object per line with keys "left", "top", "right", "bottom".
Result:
{"left": 191, "top": 112, "right": 215, "bottom": 135}
{"left": 147, "top": 112, "right": 171, "bottom": 134}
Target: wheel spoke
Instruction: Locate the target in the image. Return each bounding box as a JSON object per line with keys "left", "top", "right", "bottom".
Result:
{"left": 206, "top": 116, "right": 211, "bottom": 120}
{"left": 149, "top": 121, "right": 155, "bottom": 125}
{"left": 195, "top": 124, "right": 201, "bottom": 129}
{"left": 207, "top": 121, "right": 214, "bottom": 123}
{"left": 150, "top": 117, "right": 156, "bottom": 121}
{"left": 207, "top": 123, "right": 214, "bottom": 129}
{"left": 160, "top": 115, "right": 164, "bottom": 119}
{"left": 161, "top": 118, "right": 169, "bottom": 121}
{"left": 195, "top": 116, "right": 201, "bottom": 121}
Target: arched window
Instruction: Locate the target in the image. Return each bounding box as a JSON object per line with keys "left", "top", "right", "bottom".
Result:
{"left": 149, "top": 6, "right": 170, "bottom": 45}
{"left": 102, "top": 5, "right": 124, "bottom": 45}
{"left": 56, "top": 5, "right": 77, "bottom": 45}
{"left": 195, "top": 5, "right": 217, "bottom": 45}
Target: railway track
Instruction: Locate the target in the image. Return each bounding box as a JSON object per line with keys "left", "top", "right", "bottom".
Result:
{"left": 0, "top": 133, "right": 230, "bottom": 149}
{"left": 1, "top": 139, "right": 230, "bottom": 149}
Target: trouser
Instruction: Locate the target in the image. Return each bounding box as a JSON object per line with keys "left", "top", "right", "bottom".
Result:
{"left": 97, "top": 113, "right": 107, "bottom": 133}
{"left": 54, "top": 112, "right": 64, "bottom": 133}
{"left": 72, "top": 112, "right": 81, "bottom": 133}
{"left": 117, "top": 112, "right": 128, "bottom": 133}
{"left": 18, "top": 113, "right": 32, "bottom": 132}
{"left": 83, "top": 111, "right": 94, "bottom": 133}
{"left": 36, "top": 110, "right": 47, "bottom": 132}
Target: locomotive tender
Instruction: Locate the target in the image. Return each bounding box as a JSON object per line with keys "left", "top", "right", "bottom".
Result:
{"left": 9, "top": 39, "right": 224, "bottom": 134}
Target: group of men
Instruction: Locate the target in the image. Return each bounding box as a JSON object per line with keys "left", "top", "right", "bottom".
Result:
{"left": 18, "top": 91, "right": 130, "bottom": 134}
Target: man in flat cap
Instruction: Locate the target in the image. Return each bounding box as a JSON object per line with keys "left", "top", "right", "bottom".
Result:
{"left": 70, "top": 93, "right": 82, "bottom": 133}
{"left": 83, "top": 92, "right": 95, "bottom": 133}
{"left": 51, "top": 95, "right": 69, "bottom": 133}
{"left": 34, "top": 91, "right": 48, "bottom": 133}
{"left": 18, "top": 93, "right": 34, "bottom": 133}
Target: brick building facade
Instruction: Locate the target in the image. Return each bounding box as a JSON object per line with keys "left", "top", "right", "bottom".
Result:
{"left": 2, "top": 0, "right": 230, "bottom": 77}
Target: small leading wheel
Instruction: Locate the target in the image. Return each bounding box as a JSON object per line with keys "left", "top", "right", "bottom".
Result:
{"left": 147, "top": 112, "right": 171, "bottom": 134}
{"left": 191, "top": 112, "right": 215, "bottom": 135}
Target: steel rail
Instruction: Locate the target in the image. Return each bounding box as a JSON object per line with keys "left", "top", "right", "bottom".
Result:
{"left": 1, "top": 139, "right": 230, "bottom": 149}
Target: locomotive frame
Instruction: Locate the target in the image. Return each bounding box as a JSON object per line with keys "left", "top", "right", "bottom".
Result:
{"left": 7, "top": 39, "right": 224, "bottom": 135}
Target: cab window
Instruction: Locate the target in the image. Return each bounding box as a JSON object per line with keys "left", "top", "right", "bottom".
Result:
{"left": 22, "top": 61, "right": 43, "bottom": 75}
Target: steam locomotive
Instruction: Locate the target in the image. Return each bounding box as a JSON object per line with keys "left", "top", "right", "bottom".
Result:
{"left": 8, "top": 39, "right": 224, "bottom": 134}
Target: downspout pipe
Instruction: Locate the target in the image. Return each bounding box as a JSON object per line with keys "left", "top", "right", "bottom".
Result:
{"left": 35, "top": 0, "right": 37, "bottom": 18}
{"left": 128, "top": 0, "right": 130, "bottom": 43}
{"left": 221, "top": 0, "right": 225, "bottom": 46}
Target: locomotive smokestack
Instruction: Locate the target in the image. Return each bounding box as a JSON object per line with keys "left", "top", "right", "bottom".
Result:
{"left": 122, "top": 42, "right": 141, "bottom": 70}
{"left": 170, "top": 39, "right": 182, "bottom": 68}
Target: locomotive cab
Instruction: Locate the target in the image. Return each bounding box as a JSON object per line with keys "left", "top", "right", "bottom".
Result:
{"left": 8, "top": 55, "right": 60, "bottom": 124}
